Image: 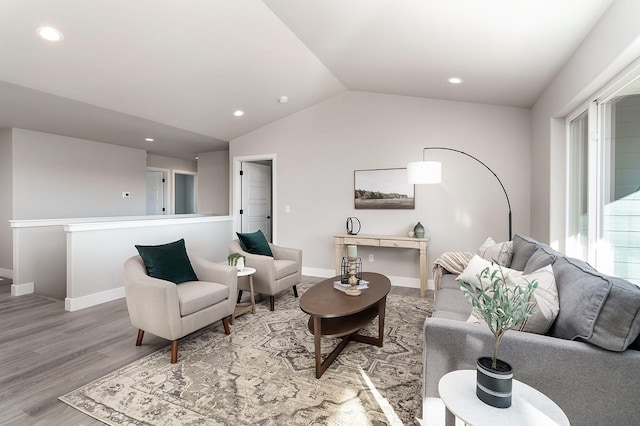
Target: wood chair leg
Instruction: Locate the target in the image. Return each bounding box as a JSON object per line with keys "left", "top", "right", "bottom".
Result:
{"left": 136, "top": 329, "right": 144, "bottom": 346}
{"left": 237, "top": 290, "right": 243, "bottom": 304}
{"left": 170, "top": 340, "right": 178, "bottom": 363}
{"left": 270, "top": 296, "right": 275, "bottom": 311}
{"left": 222, "top": 317, "right": 231, "bottom": 335}
{"left": 293, "top": 285, "right": 298, "bottom": 298}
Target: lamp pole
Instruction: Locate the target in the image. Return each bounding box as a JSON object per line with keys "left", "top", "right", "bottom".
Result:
{"left": 421, "top": 147, "right": 512, "bottom": 241}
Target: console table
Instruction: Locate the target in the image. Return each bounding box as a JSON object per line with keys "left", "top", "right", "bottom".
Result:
{"left": 334, "top": 234, "right": 430, "bottom": 297}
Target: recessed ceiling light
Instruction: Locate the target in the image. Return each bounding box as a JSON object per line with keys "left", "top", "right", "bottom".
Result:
{"left": 195, "top": 156, "right": 199, "bottom": 160}
{"left": 145, "top": 137, "right": 154, "bottom": 142}
{"left": 278, "top": 96, "right": 289, "bottom": 104}
{"left": 37, "top": 26, "right": 64, "bottom": 42}
{"left": 234, "top": 110, "right": 245, "bottom": 117}
{"left": 448, "top": 77, "right": 463, "bottom": 84}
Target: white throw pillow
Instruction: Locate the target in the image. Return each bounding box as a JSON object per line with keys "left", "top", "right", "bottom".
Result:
{"left": 457, "top": 255, "right": 521, "bottom": 289}
{"left": 477, "top": 237, "right": 513, "bottom": 266}
{"left": 465, "top": 264, "right": 559, "bottom": 335}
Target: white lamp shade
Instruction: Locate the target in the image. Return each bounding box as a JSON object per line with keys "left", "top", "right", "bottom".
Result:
{"left": 407, "top": 161, "right": 442, "bottom": 184}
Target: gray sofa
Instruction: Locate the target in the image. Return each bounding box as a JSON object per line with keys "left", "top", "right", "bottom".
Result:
{"left": 423, "top": 235, "right": 640, "bottom": 425}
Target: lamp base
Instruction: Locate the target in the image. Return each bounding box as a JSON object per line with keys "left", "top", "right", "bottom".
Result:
{"left": 345, "top": 288, "right": 361, "bottom": 296}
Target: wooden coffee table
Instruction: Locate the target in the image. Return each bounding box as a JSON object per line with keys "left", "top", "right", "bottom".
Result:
{"left": 299, "top": 272, "right": 391, "bottom": 378}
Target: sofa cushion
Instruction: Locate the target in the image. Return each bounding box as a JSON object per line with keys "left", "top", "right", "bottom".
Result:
{"left": 177, "top": 281, "right": 228, "bottom": 316}
{"left": 510, "top": 234, "right": 539, "bottom": 271}
{"left": 549, "top": 256, "right": 640, "bottom": 351}
{"left": 135, "top": 238, "right": 198, "bottom": 284}
{"left": 477, "top": 237, "right": 513, "bottom": 266}
{"left": 440, "top": 273, "right": 461, "bottom": 290}
{"left": 236, "top": 230, "right": 273, "bottom": 257}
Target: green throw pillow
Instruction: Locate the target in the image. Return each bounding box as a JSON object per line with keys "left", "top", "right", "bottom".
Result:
{"left": 236, "top": 230, "right": 273, "bottom": 257}
{"left": 135, "top": 239, "right": 198, "bottom": 284}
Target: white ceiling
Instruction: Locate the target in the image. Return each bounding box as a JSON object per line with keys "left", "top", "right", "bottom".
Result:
{"left": 0, "top": 0, "right": 614, "bottom": 160}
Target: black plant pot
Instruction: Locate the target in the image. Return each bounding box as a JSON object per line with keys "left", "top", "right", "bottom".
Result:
{"left": 476, "top": 357, "right": 513, "bottom": 408}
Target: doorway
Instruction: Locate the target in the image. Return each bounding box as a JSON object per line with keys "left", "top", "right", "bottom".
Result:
{"left": 233, "top": 155, "right": 275, "bottom": 242}
{"left": 173, "top": 171, "right": 197, "bottom": 214}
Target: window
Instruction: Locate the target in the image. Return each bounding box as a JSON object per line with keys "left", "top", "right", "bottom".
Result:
{"left": 567, "top": 74, "right": 640, "bottom": 285}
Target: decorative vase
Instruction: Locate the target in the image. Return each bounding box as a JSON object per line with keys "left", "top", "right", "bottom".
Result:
{"left": 476, "top": 357, "right": 513, "bottom": 408}
{"left": 413, "top": 222, "right": 425, "bottom": 238}
{"left": 236, "top": 257, "right": 245, "bottom": 271}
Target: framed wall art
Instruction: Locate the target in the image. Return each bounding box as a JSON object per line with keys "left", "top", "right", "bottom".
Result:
{"left": 354, "top": 168, "right": 415, "bottom": 209}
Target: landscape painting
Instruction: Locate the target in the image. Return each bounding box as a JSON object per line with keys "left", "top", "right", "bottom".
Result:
{"left": 354, "top": 168, "right": 415, "bottom": 209}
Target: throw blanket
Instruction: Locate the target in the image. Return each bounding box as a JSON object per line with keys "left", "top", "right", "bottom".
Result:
{"left": 432, "top": 251, "right": 474, "bottom": 291}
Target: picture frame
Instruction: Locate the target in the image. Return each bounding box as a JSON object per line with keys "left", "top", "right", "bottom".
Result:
{"left": 354, "top": 168, "right": 415, "bottom": 209}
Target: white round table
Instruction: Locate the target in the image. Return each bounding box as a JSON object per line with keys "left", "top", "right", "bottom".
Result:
{"left": 232, "top": 266, "right": 256, "bottom": 322}
{"left": 438, "top": 369, "right": 569, "bottom": 426}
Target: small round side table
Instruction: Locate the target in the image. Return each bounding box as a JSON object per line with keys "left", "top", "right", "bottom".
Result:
{"left": 232, "top": 267, "right": 256, "bottom": 323}
{"left": 438, "top": 369, "right": 569, "bottom": 426}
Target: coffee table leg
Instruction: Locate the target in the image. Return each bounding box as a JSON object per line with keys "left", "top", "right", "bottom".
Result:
{"left": 313, "top": 316, "right": 322, "bottom": 379}
{"left": 377, "top": 296, "right": 386, "bottom": 345}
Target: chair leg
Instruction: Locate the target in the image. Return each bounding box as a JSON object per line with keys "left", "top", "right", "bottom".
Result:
{"left": 171, "top": 340, "right": 179, "bottom": 363}
{"left": 270, "top": 296, "right": 275, "bottom": 311}
{"left": 223, "top": 317, "right": 231, "bottom": 335}
{"left": 293, "top": 285, "right": 298, "bottom": 298}
{"left": 136, "top": 329, "right": 144, "bottom": 346}
{"left": 237, "top": 290, "right": 243, "bottom": 304}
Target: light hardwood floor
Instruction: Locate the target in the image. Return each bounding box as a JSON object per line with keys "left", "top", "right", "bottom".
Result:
{"left": 0, "top": 276, "right": 425, "bottom": 425}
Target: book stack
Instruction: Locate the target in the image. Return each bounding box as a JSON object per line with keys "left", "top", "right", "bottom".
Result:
{"left": 333, "top": 280, "right": 369, "bottom": 293}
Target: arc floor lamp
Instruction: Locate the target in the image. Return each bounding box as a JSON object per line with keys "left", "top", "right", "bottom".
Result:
{"left": 407, "top": 147, "right": 513, "bottom": 241}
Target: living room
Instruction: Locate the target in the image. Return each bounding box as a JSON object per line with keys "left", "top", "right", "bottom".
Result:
{"left": 1, "top": 1, "right": 640, "bottom": 424}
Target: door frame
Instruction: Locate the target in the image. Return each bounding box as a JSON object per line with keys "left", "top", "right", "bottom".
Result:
{"left": 232, "top": 154, "right": 277, "bottom": 244}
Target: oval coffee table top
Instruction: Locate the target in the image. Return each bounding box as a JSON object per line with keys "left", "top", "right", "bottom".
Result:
{"left": 299, "top": 272, "right": 391, "bottom": 318}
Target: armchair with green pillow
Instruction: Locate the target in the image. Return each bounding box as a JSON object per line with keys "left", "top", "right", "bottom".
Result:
{"left": 230, "top": 230, "right": 302, "bottom": 311}
{"left": 124, "top": 239, "right": 237, "bottom": 363}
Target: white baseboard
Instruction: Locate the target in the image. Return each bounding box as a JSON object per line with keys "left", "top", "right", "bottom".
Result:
{"left": 65, "top": 287, "right": 125, "bottom": 312}
{"left": 0, "top": 268, "right": 13, "bottom": 279}
{"left": 301, "top": 267, "right": 434, "bottom": 290}
{"left": 11, "top": 282, "right": 34, "bottom": 296}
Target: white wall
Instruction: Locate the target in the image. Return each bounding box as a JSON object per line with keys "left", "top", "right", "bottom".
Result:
{"left": 230, "top": 91, "right": 531, "bottom": 282}
{"left": 197, "top": 150, "right": 230, "bottom": 215}
{"left": 147, "top": 153, "right": 197, "bottom": 172}
{"left": 0, "top": 129, "right": 13, "bottom": 276}
{"left": 12, "top": 128, "right": 147, "bottom": 219}
{"left": 531, "top": 0, "right": 640, "bottom": 247}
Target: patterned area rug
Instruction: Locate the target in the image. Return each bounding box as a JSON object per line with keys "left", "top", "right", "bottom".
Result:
{"left": 60, "top": 283, "right": 432, "bottom": 425}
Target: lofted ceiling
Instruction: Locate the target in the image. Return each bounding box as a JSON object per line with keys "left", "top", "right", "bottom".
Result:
{"left": 0, "top": 0, "right": 614, "bottom": 160}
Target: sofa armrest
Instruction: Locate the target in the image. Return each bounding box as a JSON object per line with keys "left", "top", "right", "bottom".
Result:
{"left": 423, "top": 317, "right": 640, "bottom": 425}
{"left": 123, "top": 256, "right": 182, "bottom": 340}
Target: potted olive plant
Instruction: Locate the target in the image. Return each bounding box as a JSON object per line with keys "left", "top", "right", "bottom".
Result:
{"left": 458, "top": 264, "right": 538, "bottom": 408}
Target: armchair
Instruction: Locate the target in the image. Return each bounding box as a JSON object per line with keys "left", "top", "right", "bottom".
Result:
{"left": 123, "top": 255, "right": 237, "bottom": 363}
{"left": 229, "top": 239, "right": 302, "bottom": 311}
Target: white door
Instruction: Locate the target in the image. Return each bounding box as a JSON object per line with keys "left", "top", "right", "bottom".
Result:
{"left": 241, "top": 162, "right": 272, "bottom": 240}
{"left": 146, "top": 170, "right": 166, "bottom": 215}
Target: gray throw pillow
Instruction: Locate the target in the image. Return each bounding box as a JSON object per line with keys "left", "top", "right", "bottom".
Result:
{"left": 510, "top": 234, "right": 538, "bottom": 271}
{"left": 549, "top": 256, "right": 640, "bottom": 351}
{"left": 523, "top": 247, "right": 557, "bottom": 275}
